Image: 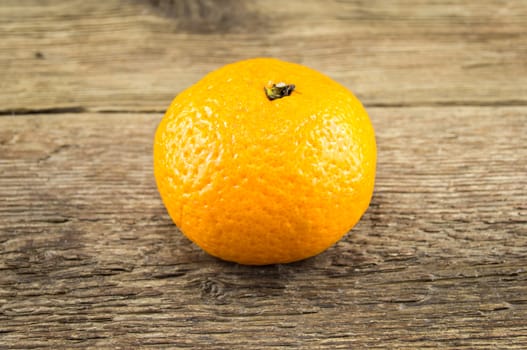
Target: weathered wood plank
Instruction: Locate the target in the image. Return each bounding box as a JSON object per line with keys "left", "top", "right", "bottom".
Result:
{"left": 2, "top": 0, "right": 527, "bottom": 348}
{"left": 1, "top": 0, "right": 527, "bottom": 113}
{"left": 1, "top": 107, "right": 526, "bottom": 348}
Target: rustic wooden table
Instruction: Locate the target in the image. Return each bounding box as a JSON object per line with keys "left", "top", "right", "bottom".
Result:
{"left": 1, "top": 1, "right": 526, "bottom": 348}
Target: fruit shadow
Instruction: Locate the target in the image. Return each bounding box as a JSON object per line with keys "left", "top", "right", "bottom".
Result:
{"left": 177, "top": 234, "right": 374, "bottom": 304}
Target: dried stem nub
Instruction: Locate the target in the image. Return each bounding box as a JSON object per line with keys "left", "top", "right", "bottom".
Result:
{"left": 265, "top": 82, "right": 295, "bottom": 101}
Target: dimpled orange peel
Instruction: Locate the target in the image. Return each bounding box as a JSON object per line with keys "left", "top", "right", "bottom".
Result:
{"left": 153, "top": 58, "right": 376, "bottom": 265}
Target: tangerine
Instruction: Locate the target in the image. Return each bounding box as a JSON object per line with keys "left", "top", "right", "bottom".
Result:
{"left": 154, "top": 58, "right": 376, "bottom": 265}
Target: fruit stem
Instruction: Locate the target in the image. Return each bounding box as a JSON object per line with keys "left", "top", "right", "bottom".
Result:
{"left": 265, "top": 82, "right": 295, "bottom": 101}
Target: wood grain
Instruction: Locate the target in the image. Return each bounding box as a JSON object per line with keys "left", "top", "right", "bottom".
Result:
{"left": 1, "top": 0, "right": 526, "bottom": 113}
{"left": 1, "top": 0, "right": 527, "bottom": 348}
{"left": 1, "top": 108, "right": 526, "bottom": 348}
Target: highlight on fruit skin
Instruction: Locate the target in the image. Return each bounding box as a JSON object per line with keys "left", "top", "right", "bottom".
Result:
{"left": 153, "top": 57, "right": 376, "bottom": 265}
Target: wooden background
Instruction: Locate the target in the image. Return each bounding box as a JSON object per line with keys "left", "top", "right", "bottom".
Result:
{"left": 1, "top": 0, "right": 526, "bottom": 348}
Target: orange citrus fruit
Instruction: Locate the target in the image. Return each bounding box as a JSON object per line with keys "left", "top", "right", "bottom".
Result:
{"left": 154, "top": 58, "right": 376, "bottom": 265}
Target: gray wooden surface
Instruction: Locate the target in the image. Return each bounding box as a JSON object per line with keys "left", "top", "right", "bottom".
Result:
{"left": 1, "top": 1, "right": 526, "bottom": 349}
